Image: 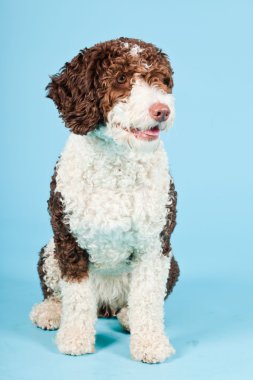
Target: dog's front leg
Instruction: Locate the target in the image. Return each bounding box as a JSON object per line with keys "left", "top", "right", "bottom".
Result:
{"left": 128, "top": 254, "right": 175, "bottom": 363}
{"left": 56, "top": 278, "right": 97, "bottom": 355}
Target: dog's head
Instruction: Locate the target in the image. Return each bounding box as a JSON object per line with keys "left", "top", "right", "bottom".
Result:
{"left": 47, "top": 37, "right": 175, "bottom": 152}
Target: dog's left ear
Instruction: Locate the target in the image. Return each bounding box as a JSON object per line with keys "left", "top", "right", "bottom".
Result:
{"left": 46, "top": 49, "right": 102, "bottom": 135}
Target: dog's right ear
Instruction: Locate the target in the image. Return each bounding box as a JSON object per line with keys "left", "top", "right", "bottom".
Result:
{"left": 46, "top": 49, "right": 102, "bottom": 135}
{"left": 46, "top": 64, "right": 72, "bottom": 115}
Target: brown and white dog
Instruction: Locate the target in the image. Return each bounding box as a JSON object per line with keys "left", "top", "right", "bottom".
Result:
{"left": 30, "top": 37, "right": 179, "bottom": 364}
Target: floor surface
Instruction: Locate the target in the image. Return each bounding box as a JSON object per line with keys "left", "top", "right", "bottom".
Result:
{"left": 1, "top": 235, "right": 252, "bottom": 380}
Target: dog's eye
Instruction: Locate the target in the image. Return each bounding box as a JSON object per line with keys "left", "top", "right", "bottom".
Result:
{"left": 117, "top": 74, "right": 127, "bottom": 84}
{"left": 163, "top": 77, "right": 171, "bottom": 86}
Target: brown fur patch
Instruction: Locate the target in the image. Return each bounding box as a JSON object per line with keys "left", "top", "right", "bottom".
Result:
{"left": 47, "top": 166, "right": 89, "bottom": 282}
{"left": 165, "top": 256, "right": 180, "bottom": 298}
{"left": 46, "top": 37, "right": 173, "bottom": 135}
{"left": 160, "top": 181, "right": 177, "bottom": 257}
{"left": 160, "top": 180, "right": 180, "bottom": 296}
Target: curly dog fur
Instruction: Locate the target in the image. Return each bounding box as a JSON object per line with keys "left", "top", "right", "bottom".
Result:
{"left": 30, "top": 37, "right": 179, "bottom": 363}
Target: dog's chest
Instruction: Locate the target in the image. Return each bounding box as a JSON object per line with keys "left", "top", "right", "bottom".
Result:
{"left": 56, "top": 134, "right": 170, "bottom": 271}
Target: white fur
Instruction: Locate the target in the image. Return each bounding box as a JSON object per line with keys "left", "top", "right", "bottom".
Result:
{"left": 56, "top": 132, "right": 171, "bottom": 275}
{"left": 106, "top": 79, "right": 175, "bottom": 152}
{"left": 90, "top": 271, "right": 130, "bottom": 313}
{"left": 56, "top": 279, "right": 97, "bottom": 355}
{"left": 130, "top": 44, "right": 143, "bottom": 56}
{"left": 129, "top": 253, "right": 175, "bottom": 363}
{"left": 109, "top": 79, "right": 175, "bottom": 131}
{"left": 121, "top": 42, "right": 143, "bottom": 56}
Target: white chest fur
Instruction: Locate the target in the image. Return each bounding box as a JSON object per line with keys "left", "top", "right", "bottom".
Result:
{"left": 56, "top": 133, "right": 171, "bottom": 273}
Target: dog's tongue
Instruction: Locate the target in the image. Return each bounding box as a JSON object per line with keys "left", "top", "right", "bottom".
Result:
{"left": 144, "top": 126, "right": 160, "bottom": 136}
{"left": 133, "top": 126, "right": 160, "bottom": 138}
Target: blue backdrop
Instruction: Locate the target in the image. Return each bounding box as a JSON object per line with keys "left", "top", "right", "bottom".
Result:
{"left": 1, "top": 1, "right": 252, "bottom": 379}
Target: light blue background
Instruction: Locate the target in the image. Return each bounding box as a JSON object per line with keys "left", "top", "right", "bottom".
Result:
{"left": 1, "top": 0, "right": 253, "bottom": 379}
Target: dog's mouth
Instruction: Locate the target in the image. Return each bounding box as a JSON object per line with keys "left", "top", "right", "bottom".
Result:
{"left": 129, "top": 126, "right": 160, "bottom": 141}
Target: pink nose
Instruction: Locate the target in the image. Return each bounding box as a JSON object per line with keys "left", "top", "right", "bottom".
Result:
{"left": 149, "top": 103, "right": 170, "bottom": 122}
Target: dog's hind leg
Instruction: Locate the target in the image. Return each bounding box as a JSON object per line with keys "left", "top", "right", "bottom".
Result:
{"left": 117, "top": 306, "right": 130, "bottom": 332}
{"left": 30, "top": 297, "right": 61, "bottom": 330}
{"left": 30, "top": 239, "right": 62, "bottom": 330}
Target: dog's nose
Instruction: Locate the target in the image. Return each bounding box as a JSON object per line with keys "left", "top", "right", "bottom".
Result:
{"left": 149, "top": 103, "right": 170, "bottom": 122}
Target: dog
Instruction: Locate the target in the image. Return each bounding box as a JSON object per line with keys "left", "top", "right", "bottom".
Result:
{"left": 30, "top": 37, "right": 179, "bottom": 364}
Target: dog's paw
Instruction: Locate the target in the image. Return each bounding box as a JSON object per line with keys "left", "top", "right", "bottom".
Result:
{"left": 29, "top": 299, "right": 61, "bottom": 330}
{"left": 56, "top": 326, "right": 95, "bottom": 356}
{"left": 130, "top": 333, "right": 175, "bottom": 363}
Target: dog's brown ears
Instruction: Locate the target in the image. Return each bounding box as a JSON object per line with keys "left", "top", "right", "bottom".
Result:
{"left": 46, "top": 49, "right": 102, "bottom": 135}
